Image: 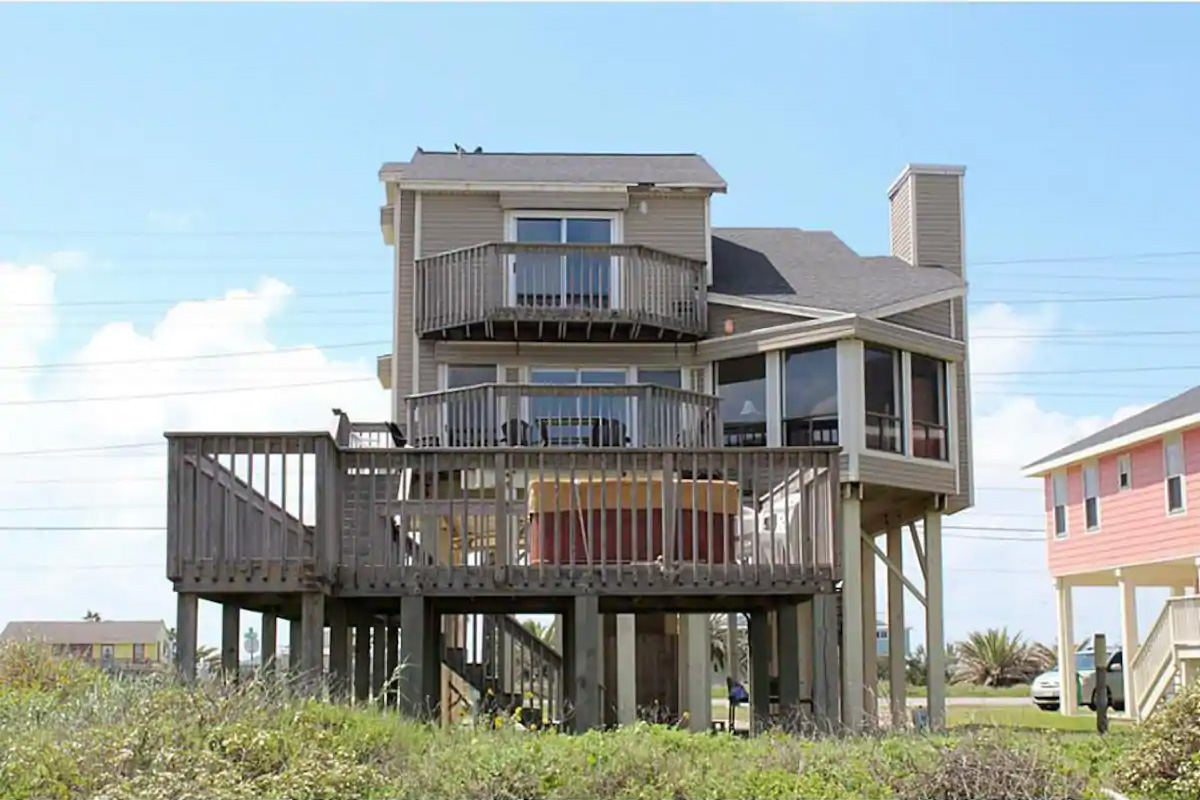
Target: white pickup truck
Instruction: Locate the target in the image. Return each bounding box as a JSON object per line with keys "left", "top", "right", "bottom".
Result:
{"left": 1031, "top": 647, "right": 1124, "bottom": 712}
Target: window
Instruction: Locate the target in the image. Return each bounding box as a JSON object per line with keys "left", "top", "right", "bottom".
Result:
{"left": 716, "top": 355, "right": 767, "bottom": 447}
{"left": 864, "top": 346, "right": 903, "bottom": 454}
{"left": 1052, "top": 470, "right": 1068, "bottom": 538}
{"left": 530, "top": 368, "right": 629, "bottom": 446}
{"left": 512, "top": 215, "right": 615, "bottom": 309}
{"left": 782, "top": 344, "right": 839, "bottom": 446}
{"left": 1083, "top": 462, "right": 1100, "bottom": 532}
{"left": 442, "top": 364, "right": 498, "bottom": 446}
{"left": 636, "top": 368, "right": 682, "bottom": 389}
{"left": 637, "top": 369, "right": 685, "bottom": 445}
{"left": 1165, "top": 435, "right": 1186, "bottom": 514}
{"left": 1117, "top": 455, "right": 1132, "bottom": 492}
{"left": 910, "top": 354, "right": 948, "bottom": 460}
{"left": 133, "top": 643, "right": 145, "bottom": 663}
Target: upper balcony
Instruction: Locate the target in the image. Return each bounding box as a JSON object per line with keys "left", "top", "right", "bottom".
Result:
{"left": 414, "top": 242, "right": 708, "bottom": 342}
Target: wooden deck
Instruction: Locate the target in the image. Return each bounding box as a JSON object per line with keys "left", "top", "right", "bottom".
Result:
{"left": 414, "top": 242, "right": 708, "bottom": 341}
{"left": 166, "top": 433, "right": 842, "bottom": 601}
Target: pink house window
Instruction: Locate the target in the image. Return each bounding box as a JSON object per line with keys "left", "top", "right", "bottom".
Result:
{"left": 1052, "top": 470, "right": 1068, "bottom": 538}
{"left": 1083, "top": 462, "right": 1100, "bottom": 531}
{"left": 1117, "top": 454, "right": 1132, "bottom": 491}
{"left": 1165, "top": 435, "right": 1186, "bottom": 515}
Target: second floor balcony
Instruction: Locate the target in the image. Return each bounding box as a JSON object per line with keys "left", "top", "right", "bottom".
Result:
{"left": 405, "top": 382, "right": 721, "bottom": 449}
{"left": 414, "top": 242, "right": 708, "bottom": 342}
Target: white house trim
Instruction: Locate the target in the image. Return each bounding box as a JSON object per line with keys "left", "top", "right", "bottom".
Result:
{"left": 1024, "top": 414, "right": 1200, "bottom": 477}
{"left": 411, "top": 192, "right": 423, "bottom": 395}
{"left": 706, "top": 293, "right": 844, "bottom": 319}
{"left": 867, "top": 286, "right": 966, "bottom": 320}
{"left": 703, "top": 196, "right": 713, "bottom": 287}
{"left": 887, "top": 164, "right": 967, "bottom": 200}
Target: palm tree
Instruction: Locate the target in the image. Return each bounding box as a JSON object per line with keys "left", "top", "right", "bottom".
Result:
{"left": 521, "top": 618, "right": 556, "bottom": 646}
{"left": 196, "top": 645, "right": 221, "bottom": 673}
{"left": 953, "top": 628, "right": 1048, "bottom": 687}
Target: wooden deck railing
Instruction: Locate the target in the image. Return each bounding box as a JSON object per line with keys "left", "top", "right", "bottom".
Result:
{"left": 414, "top": 242, "right": 707, "bottom": 338}
{"left": 336, "top": 446, "right": 840, "bottom": 596}
{"left": 166, "top": 433, "right": 333, "bottom": 591}
{"left": 405, "top": 383, "right": 720, "bottom": 449}
{"left": 168, "top": 430, "right": 841, "bottom": 597}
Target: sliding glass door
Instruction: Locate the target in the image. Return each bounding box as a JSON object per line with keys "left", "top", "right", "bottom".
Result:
{"left": 512, "top": 216, "right": 614, "bottom": 309}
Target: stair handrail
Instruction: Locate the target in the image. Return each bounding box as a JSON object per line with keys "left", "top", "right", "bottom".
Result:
{"left": 1132, "top": 600, "right": 1176, "bottom": 719}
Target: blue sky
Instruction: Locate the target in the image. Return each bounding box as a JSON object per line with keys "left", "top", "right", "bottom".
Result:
{"left": 3, "top": 2, "right": 1200, "bottom": 647}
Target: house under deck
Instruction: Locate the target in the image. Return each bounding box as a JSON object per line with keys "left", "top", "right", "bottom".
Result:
{"left": 166, "top": 412, "right": 851, "bottom": 731}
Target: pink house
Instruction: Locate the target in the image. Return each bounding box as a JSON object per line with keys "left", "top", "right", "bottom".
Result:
{"left": 1024, "top": 386, "right": 1200, "bottom": 722}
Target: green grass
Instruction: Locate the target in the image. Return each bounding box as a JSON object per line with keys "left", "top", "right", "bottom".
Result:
{"left": 0, "top": 641, "right": 1137, "bottom": 800}
{"left": 947, "top": 705, "right": 1133, "bottom": 733}
{"left": 715, "top": 681, "right": 1033, "bottom": 700}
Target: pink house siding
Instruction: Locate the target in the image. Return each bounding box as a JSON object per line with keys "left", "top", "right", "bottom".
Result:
{"left": 1045, "top": 427, "right": 1200, "bottom": 577}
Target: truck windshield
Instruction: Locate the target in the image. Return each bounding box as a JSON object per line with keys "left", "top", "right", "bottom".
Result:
{"left": 1075, "top": 652, "right": 1095, "bottom": 671}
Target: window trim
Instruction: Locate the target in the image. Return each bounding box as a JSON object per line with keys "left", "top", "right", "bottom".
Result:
{"left": 863, "top": 344, "right": 904, "bottom": 455}
{"left": 780, "top": 342, "right": 840, "bottom": 447}
{"left": 1164, "top": 434, "right": 1187, "bottom": 516}
{"left": 1083, "top": 460, "right": 1101, "bottom": 533}
{"left": 504, "top": 210, "right": 624, "bottom": 308}
{"left": 909, "top": 352, "right": 949, "bottom": 462}
{"left": 1051, "top": 469, "right": 1069, "bottom": 539}
{"left": 1117, "top": 454, "right": 1132, "bottom": 492}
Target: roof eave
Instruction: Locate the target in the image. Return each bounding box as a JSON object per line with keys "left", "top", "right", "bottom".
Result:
{"left": 1021, "top": 410, "right": 1200, "bottom": 477}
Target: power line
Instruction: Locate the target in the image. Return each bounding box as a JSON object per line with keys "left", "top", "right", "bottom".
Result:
{"left": 6, "top": 289, "right": 390, "bottom": 309}
{"left": 971, "top": 249, "right": 1200, "bottom": 267}
{"left": 0, "top": 339, "right": 389, "bottom": 372}
{"left": 0, "top": 376, "right": 377, "bottom": 407}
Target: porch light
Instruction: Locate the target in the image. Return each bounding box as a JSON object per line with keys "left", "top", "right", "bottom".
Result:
{"left": 723, "top": 318, "right": 734, "bottom": 335}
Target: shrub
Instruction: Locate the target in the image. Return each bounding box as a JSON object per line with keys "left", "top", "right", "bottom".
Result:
{"left": 1115, "top": 680, "right": 1200, "bottom": 799}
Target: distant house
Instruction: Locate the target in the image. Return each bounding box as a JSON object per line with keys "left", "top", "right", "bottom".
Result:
{"left": 0, "top": 619, "right": 171, "bottom": 670}
{"left": 876, "top": 619, "right": 911, "bottom": 659}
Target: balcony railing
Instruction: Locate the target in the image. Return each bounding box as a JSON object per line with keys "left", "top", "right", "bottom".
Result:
{"left": 414, "top": 242, "right": 707, "bottom": 340}
{"left": 912, "top": 419, "right": 948, "bottom": 461}
{"left": 405, "top": 383, "right": 720, "bottom": 449}
{"left": 864, "top": 411, "right": 903, "bottom": 454}
{"left": 167, "top": 432, "right": 841, "bottom": 597}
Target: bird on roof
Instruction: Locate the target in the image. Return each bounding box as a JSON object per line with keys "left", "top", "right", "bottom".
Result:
{"left": 454, "top": 143, "right": 465, "bottom": 156}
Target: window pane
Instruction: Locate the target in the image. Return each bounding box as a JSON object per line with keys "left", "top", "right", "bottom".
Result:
{"left": 637, "top": 369, "right": 682, "bottom": 388}
{"left": 1167, "top": 440, "right": 1184, "bottom": 476}
{"left": 1169, "top": 475, "right": 1184, "bottom": 512}
{"left": 446, "top": 364, "right": 497, "bottom": 389}
{"left": 515, "top": 218, "right": 563, "bottom": 306}
{"left": 564, "top": 218, "right": 612, "bottom": 308}
{"left": 1086, "top": 498, "right": 1099, "bottom": 530}
{"left": 565, "top": 218, "right": 611, "bottom": 244}
{"left": 444, "top": 364, "right": 498, "bottom": 446}
{"left": 717, "top": 355, "right": 766, "bottom": 447}
{"left": 782, "top": 344, "right": 838, "bottom": 446}
{"left": 1053, "top": 472, "right": 1068, "bottom": 504}
{"left": 1084, "top": 465, "right": 1099, "bottom": 497}
{"left": 864, "top": 346, "right": 900, "bottom": 416}
{"left": 1054, "top": 506, "right": 1067, "bottom": 535}
{"left": 910, "top": 354, "right": 946, "bottom": 425}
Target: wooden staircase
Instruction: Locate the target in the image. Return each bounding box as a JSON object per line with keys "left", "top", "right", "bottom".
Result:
{"left": 1130, "top": 595, "right": 1200, "bottom": 721}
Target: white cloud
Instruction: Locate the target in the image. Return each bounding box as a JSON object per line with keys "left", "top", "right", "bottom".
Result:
{"left": 0, "top": 258, "right": 387, "bottom": 652}
{"left": 146, "top": 210, "right": 204, "bottom": 233}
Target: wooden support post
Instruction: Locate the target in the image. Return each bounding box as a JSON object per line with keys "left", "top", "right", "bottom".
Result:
{"left": 924, "top": 508, "right": 946, "bottom": 731}
{"left": 328, "top": 601, "right": 350, "bottom": 701}
{"left": 261, "top": 612, "right": 277, "bottom": 677}
{"left": 1055, "top": 577, "right": 1078, "bottom": 716}
{"left": 776, "top": 600, "right": 802, "bottom": 728}
{"left": 289, "top": 617, "right": 303, "bottom": 675}
{"left": 572, "top": 594, "right": 601, "bottom": 732}
{"left": 221, "top": 603, "right": 240, "bottom": 682}
{"left": 385, "top": 620, "right": 399, "bottom": 708}
{"left": 354, "top": 623, "right": 371, "bottom": 703}
{"left": 811, "top": 594, "right": 840, "bottom": 730}
{"left": 886, "top": 526, "right": 907, "bottom": 729}
{"left": 749, "top": 609, "right": 771, "bottom": 734}
{"left": 175, "top": 592, "right": 198, "bottom": 684}
{"left": 1094, "top": 633, "right": 1109, "bottom": 734}
{"left": 616, "top": 614, "right": 637, "bottom": 725}
{"left": 300, "top": 593, "right": 325, "bottom": 693}
{"left": 725, "top": 612, "right": 740, "bottom": 683}
{"left": 861, "top": 536, "right": 878, "bottom": 724}
{"left": 1116, "top": 570, "right": 1139, "bottom": 721}
{"left": 840, "top": 488, "right": 864, "bottom": 731}
{"left": 372, "top": 623, "right": 387, "bottom": 704}
{"left": 398, "top": 596, "right": 435, "bottom": 719}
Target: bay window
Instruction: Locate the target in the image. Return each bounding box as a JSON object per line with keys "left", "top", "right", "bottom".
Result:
{"left": 782, "top": 343, "right": 839, "bottom": 446}
{"left": 864, "top": 345, "right": 903, "bottom": 454}
{"left": 717, "top": 355, "right": 766, "bottom": 447}
{"left": 910, "top": 354, "right": 948, "bottom": 460}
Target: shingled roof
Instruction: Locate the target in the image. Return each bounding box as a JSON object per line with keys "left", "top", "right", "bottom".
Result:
{"left": 1, "top": 620, "right": 169, "bottom": 645}
{"left": 1024, "top": 385, "right": 1200, "bottom": 472}
{"left": 710, "top": 227, "right": 963, "bottom": 314}
{"left": 383, "top": 150, "right": 727, "bottom": 190}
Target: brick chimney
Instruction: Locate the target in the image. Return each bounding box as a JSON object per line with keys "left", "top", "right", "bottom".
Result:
{"left": 887, "top": 164, "right": 966, "bottom": 277}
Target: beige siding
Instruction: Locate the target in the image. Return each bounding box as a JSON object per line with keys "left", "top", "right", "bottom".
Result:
{"left": 882, "top": 300, "right": 953, "bottom": 338}
{"left": 912, "top": 174, "right": 963, "bottom": 276}
{"left": 420, "top": 192, "right": 504, "bottom": 254}
{"left": 394, "top": 190, "right": 416, "bottom": 401}
{"left": 889, "top": 179, "right": 914, "bottom": 264}
{"left": 499, "top": 191, "right": 628, "bottom": 210}
{"left": 708, "top": 304, "right": 802, "bottom": 337}
{"left": 624, "top": 192, "right": 706, "bottom": 261}
{"left": 857, "top": 453, "right": 957, "bottom": 495}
